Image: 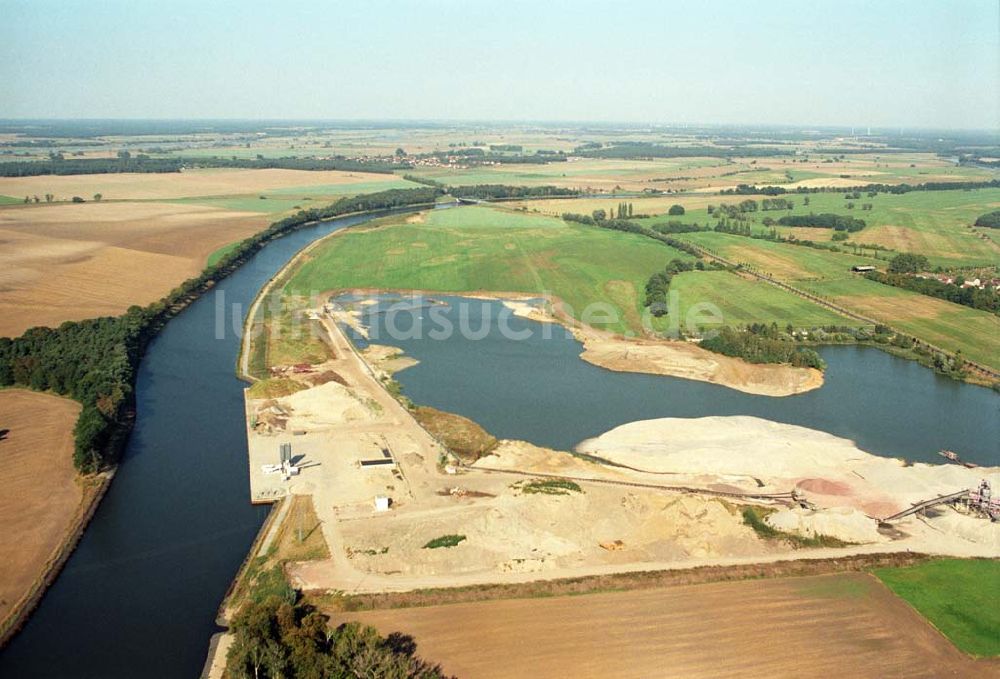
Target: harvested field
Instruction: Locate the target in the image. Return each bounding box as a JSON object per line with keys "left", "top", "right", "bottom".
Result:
{"left": 0, "top": 390, "right": 82, "bottom": 630}
{"left": 335, "top": 572, "right": 989, "bottom": 679}
{"left": 0, "top": 168, "right": 406, "bottom": 201}
{"left": 0, "top": 201, "right": 267, "bottom": 336}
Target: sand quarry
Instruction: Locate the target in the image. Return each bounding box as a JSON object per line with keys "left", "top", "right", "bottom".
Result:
{"left": 242, "top": 305, "right": 997, "bottom": 599}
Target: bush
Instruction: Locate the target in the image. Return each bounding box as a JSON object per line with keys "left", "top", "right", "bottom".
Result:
{"left": 887, "top": 253, "right": 930, "bottom": 274}
{"left": 423, "top": 534, "right": 466, "bottom": 549}
{"left": 668, "top": 204, "right": 685, "bottom": 216}
{"left": 973, "top": 210, "right": 1000, "bottom": 228}
{"left": 700, "top": 325, "right": 825, "bottom": 370}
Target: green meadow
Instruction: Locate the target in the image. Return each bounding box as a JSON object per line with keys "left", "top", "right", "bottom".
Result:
{"left": 207, "top": 241, "right": 242, "bottom": 267}
{"left": 665, "top": 230, "right": 1000, "bottom": 369}
{"left": 666, "top": 188, "right": 1000, "bottom": 268}
{"left": 669, "top": 270, "right": 854, "bottom": 330}
{"left": 874, "top": 559, "right": 1000, "bottom": 657}
{"left": 285, "top": 205, "right": 693, "bottom": 335}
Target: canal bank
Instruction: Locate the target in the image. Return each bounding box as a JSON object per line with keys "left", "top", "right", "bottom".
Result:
{"left": 0, "top": 209, "right": 412, "bottom": 679}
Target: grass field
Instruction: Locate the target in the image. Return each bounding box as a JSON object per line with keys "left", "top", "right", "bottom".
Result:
{"left": 662, "top": 188, "right": 1000, "bottom": 268}
{"left": 0, "top": 194, "right": 22, "bottom": 205}
{"left": 206, "top": 240, "right": 242, "bottom": 266}
{"left": 874, "top": 559, "right": 1000, "bottom": 657}
{"left": 669, "top": 270, "right": 856, "bottom": 329}
{"left": 403, "top": 157, "right": 729, "bottom": 192}
{"left": 796, "top": 275, "right": 1000, "bottom": 369}
{"left": 334, "top": 572, "right": 986, "bottom": 678}
{"left": 285, "top": 206, "right": 695, "bottom": 334}
{"left": 662, "top": 230, "right": 1000, "bottom": 369}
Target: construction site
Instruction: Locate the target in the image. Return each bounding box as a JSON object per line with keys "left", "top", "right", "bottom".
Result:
{"left": 241, "top": 295, "right": 999, "bottom": 598}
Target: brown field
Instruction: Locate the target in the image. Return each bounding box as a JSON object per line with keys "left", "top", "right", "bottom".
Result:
{"left": 0, "top": 390, "right": 82, "bottom": 627}
{"left": 725, "top": 244, "right": 815, "bottom": 279}
{"left": 0, "top": 201, "right": 268, "bottom": 336}
{"left": 336, "top": 573, "right": 991, "bottom": 679}
{"left": 507, "top": 193, "right": 728, "bottom": 217}
{"left": 850, "top": 224, "right": 992, "bottom": 261}
{"left": 0, "top": 167, "right": 404, "bottom": 201}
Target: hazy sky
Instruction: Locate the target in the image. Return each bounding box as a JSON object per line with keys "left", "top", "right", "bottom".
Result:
{"left": 1, "top": 0, "right": 997, "bottom": 129}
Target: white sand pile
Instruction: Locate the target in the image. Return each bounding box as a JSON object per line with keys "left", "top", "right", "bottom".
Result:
{"left": 924, "top": 510, "right": 1000, "bottom": 553}
{"left": 277, "top": 381, "right": 375, "bottom": 430}
{"left": 577, "top": 416, "right": 998, "bottom": 520}
{"left": 765, "top": 507, "right": 885, "bottom": 544}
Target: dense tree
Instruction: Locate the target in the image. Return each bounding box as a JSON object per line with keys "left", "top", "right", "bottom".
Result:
{"left": 668, "top": 204, "right": 685, "bottom": 216}
{"left": 777, "top": 213, "right": 866, "bottom": 232}
{"left": 225, "top": 597, "right": 453, "bottom": 679}
{"left": 974, "top": 210, "right": 1000, "bottom": 228}
{"left": 700, "top": 325, "right": 825, "bottom": 370}
{"left": 887, "top": 253, "right": 931, "bottom": 274}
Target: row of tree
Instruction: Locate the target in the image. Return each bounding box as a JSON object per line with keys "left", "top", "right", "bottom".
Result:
{"left": 866, "top": 270, "right": 999, "bottom": 316}
{"left": 776, "top": 212, "right": 867, "bottom": 232}
{"left": 0, "top": 187, "right": 441, "bottom": 471}
{"left": 700, "top": 325, "right": 826, "bottom": 370}
{"left": 0, "top": 155, "right": 409, "bottom": 177}
{"left": 644, "top": 259, "right": 701, "bottom": 315}
{"left": 722, "top": 178, "right": 1000, "bottom": 196}
{"left": 574, "top": 142, "right": 790, "bottom": 159}
{"left": 449, "top": 184, "right": 578, "bottom": 199}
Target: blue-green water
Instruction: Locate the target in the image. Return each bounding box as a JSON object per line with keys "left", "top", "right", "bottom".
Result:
{"left": 0, "top": 211, "right": 404, "bottom": 679}
{"left": 352, "top": 295, "right": 999, "bottom": 466}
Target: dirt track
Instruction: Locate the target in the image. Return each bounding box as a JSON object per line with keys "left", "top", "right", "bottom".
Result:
{"left": 0, "top": 390, "right": 82, "bottom": 630}
{"left": 337, "top": 573, "right": 992, "bottom": 679}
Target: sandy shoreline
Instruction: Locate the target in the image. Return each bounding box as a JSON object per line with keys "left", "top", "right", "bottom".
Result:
{"left": 327, "top": 288, "right": 823, "bottom": 397}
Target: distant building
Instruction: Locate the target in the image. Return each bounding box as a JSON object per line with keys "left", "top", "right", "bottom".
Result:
{"left": 374, "top": 496, "right": 391, "bottom": 512}
{"left": 851, "top": 265, "right": 876, "bottom": 273}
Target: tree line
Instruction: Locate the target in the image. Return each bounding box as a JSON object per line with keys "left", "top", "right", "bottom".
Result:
{"left": 561, "top": 212, "right": 706, "bottom": 259}
{"left": 225, "top": 596, "right": 452, "bottom": 679}
{"left": 574, "top": 142, "right": 790, "bottom": 159}
{"left": 777, "top": 212, "right": 867, "bottom": 232}
{"left": 644, "top": 258, "right": 710, "bottom": 315}
{"left": 0, "top": 187, "right": 440, "bottom": 472}
{"left": 0, "top": 155, "right": 409, "bottom": 177}
{"left": 974, "top": 210, "right": 1000, "bottom": 228}
{"left": 700, "top": 325, "right": 825, "bottom": 370}
{"left": 450, "top": 184, "right": 579, "bottom": 199}
{"left": 866, "top": 270, "right": 999, "bottom": 316}
{"left": 722, "top": 179, "right": 1000, "bottom": 196}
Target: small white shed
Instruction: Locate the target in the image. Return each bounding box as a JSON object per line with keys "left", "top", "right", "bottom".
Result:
{"left": 374, "top": 496, "right": 391, "bottom": 512}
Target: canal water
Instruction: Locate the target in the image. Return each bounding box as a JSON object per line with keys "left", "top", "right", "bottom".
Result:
{"left": 3, "top": 214, "right": 996, "bottom": 678}
{"left": 0, "top": 212, "right": 391, "bottom": 679}
{"left": 352, "top": 295, "right": 999, "bottom": 467}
